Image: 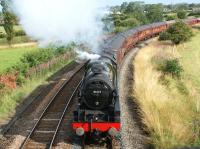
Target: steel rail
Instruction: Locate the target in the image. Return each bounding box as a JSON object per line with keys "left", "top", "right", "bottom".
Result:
{"left": 20, "top": 65, "right": 85, "bottom": 149}
{"left": 49, "top": 79, "right": 83, "bottom": 149}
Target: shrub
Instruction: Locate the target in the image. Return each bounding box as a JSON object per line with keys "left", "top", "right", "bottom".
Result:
{"left": 159, "top": 31, "right": 170, "bottom": 41}
{"left": 114, "top": 18, "right": 122, "bottom": 26}
{"left": 0, "top": 83, "right": 5, "bottom": 90}
{"left": 188, "top": 12, "right": 200, "bottom": 17}
{"left": 114, "top": 26, "right": 127, "bottom": 33}
{"left": 15, "top": 30, "right": 26, "bottom": 36}
{"left": 16, "top": 74, "right": 26, "bottom": 86}
{"left": 21, "top": 48, "right": 54, "bottom": 67}
{"left": 165, "top": 15, "right": 177, "bottom": 21}
{"left": 0, "top": 32, "right": 6, "bottom": 38}
{"left": 177, "top": 10, "right": 187, "bottom": 19}
{"left": 160, "top": 59, "right": 183, "bottom": 78}
{"left": 55, "top": 46, "right": 68, "bottom": 55}
{"left": 120, "top": 18, "right": 140, "bottom": 28}
{"left": 166, "top": 21, "right": 193, "bottom": 45}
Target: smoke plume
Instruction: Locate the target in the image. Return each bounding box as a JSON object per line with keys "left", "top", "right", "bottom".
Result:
{"left": 11, "top": 0, "right": 108, "bottom": 58}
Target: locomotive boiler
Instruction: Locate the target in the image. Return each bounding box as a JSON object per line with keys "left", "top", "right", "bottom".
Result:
{"left": 72, "top": 56, "right": 120, "bottom": 139}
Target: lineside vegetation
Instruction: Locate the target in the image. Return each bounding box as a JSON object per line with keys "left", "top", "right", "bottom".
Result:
{"left": 133, "top": 26, "right": 200, "bottom": 148}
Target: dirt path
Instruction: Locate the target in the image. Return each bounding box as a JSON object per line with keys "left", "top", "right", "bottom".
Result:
{"left": 0, "top": 42, "right": 37, "bottom": 49}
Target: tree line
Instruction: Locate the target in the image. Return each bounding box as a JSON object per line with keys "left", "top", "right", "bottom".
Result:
{"left": 103, "top": 1, "right": 200, "bottom": 33}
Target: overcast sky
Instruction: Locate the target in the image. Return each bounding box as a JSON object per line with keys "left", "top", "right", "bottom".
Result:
{"left": 0, "top": 0, "right": 199, "bottom": 12}
{"left": 103, "top": 0, "right": 200, "bottom": 6}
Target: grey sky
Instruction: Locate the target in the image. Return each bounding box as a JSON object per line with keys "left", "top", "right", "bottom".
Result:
{"left": 103, "top": 0, "right": 200, "bottom": 6}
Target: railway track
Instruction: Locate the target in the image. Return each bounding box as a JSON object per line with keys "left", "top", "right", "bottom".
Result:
{"left": 20, "top": 65, "right": 85, "bottom": 149}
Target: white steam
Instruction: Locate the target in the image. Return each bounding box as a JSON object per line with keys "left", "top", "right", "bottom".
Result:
{"left": 75, "top": 49, "right": 100, "bottom": 63}
{"left": 12, "top": 0, "right": 106, "bottom": 54}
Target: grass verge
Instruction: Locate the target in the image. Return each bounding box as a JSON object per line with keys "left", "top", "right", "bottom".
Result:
{"left": 133, "top": 27, "right": 200, "bottom": 148}
{"left": 0, "top": 58, "right": 73, "bottom": 120}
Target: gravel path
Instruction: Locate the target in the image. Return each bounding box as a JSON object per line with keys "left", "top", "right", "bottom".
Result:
{"left": 119, "top": 42, "right": 151, "bottom": 149}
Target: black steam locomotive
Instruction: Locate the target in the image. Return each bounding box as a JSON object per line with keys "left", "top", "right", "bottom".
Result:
{"left": 72, "top": 56, "right": 120, "bottom": 139}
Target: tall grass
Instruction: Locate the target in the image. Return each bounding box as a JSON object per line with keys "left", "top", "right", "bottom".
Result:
{"left": 133, "top": 33, "right": 200, "bottom": 148}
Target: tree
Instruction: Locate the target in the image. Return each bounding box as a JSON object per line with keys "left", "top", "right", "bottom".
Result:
{"left": 177, "top": 10, "right": 187, "bottom": 19}
{"left": 166, "top": 21, "right": 193, "bottom": 45}
{"left": 125, "top": 1, "right": 148, "bottom": 24}
{"left": 146, "top": 4, "right": 164, "bottom": 23}
{"left": 0, "top": 0, "right": 15, "bottom": 46}
{"left": 120, "top": 2, "right": 128, "bottom": 12}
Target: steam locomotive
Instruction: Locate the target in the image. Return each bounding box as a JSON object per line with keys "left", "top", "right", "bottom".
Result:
{"left": 72, "top": 56, "right": 120, "bottom": 140}
{"left": 71, "top": 18, "right": 200, "bottom": 141}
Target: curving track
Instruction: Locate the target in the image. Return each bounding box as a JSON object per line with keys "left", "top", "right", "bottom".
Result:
{"left": 20, "top": 65, "right": 85, "bottom": 149}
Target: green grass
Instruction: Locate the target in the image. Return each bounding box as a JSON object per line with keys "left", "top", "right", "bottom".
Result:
{"left": 0, "top": 59, "right": 74, "bottom": 119}
{"left": 0, "top": 46, "right": 38, "bottom": 73}
{"left": 0, "top": 25, "right": 23, "bottom": 34}
{"left": 0, "top": 36, "right": 33, "bottom": 45}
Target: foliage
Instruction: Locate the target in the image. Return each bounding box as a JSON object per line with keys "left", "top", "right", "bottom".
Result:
{"left": 15, "top": 30, "right": 26, "bottom": 36}
{"left": 120, "top": 18, "right": 140, "bottom": 28}
{"left": 165, "top": 14, "right": 177, "bottom": 21}
{"left": 159, "top": 31, "right": 170, "bottom": 41}
{"left": 16, "top": 74, "right": 26, "bottom": 86}
{"left": 177, "top": 10, "right": 187, "bottom": 19}
{"left": 0, "top": 83, "right": 5, "bottom": 90}
{"left": 114, "top": 26, "right": 128, "bottom": 33}
{"left": 145, "top": 4, "right": 164, "bottom": 23}
{"left": 188, "top": 11, "right": 200, "bottom": 18}
{"left": 163, "top": 21, "right": 193, "bottom": 45}
{"left": 20, "top": 48, "right": 54, "bottom": 67}
{"left": 0, "top": 58, "right": 73, "bottom": 119}
{"left": 160, "top": 59, "right": 183, "bottom": 78}
{"left": 0, "top": 32, "right": 6, "bottom": 38}
{"left": 1, "top": 0, "right": 16, "bottom": 45}
{"left": 10, "top": 46, "right": 72, "bottom": 76}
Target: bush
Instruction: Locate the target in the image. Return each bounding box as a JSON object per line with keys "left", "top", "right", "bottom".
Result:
{"left": 0, "top": 83, "right": 5, "bottom": 90}
{"left": 165, "top": 15, "right": 177, "bottom": 21}
{"left": 166, "top": 21, "right": 193, "bottom": 45}
{"left": 160, "top": 59, "right": 183, "bottom": 78}
{"left": 177, "top": 10, "right": 187, "bottom": 19}
{"left": 114, "top": 26, "right": 127, "bottom": 33}
{"left": 21, "top": 48, "right": 54, "bottom": 67}
{"left": 188, "top": 12, "right": 200, "bottom": 18}
{"left": 159, "top": 32, "right": 170, "bottom": 41}
{"left": 55, "top": 47, "right": 68, "bottom": 55}
{"left": 0, "top": 32, "right": 6, "bottom": 38}
{"left": 120, "top": 18, "right": 140, "bottom": 28}
{"left": 16, "top": 74, "right": 26, "bottom": 86}
{"left": 15, "top": 30, "right": 26, "bottom": 36}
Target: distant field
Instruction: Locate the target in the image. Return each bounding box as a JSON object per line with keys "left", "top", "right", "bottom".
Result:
{"left": 0, "top": 46, "right": 38, "bottom": 73}
{"left": 0, "top": 25, "right": 23, "bottom": 34}
{"left": 0, "top": 36, "right": 33, "bottom": 45}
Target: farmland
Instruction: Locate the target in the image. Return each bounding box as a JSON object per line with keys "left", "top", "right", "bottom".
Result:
{"left": 0, "top": 25, "right": 23, "bottom": 33}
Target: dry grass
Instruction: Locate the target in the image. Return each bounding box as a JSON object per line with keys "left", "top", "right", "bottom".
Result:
{"left": 133, "top": 28, "right": 200, "bottom": 149}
